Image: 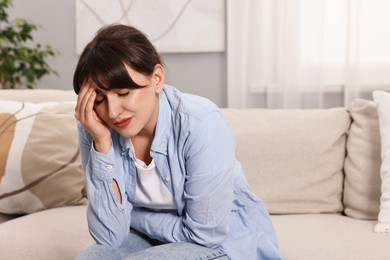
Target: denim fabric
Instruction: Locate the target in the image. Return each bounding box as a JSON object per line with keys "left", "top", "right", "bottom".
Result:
{"left": 76, "top": 229, "right": 229, "bottom": 260}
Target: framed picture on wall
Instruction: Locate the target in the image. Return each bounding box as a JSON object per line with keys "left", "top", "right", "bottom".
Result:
{"left": 75, "top": 0, "right": 226, "bottom": 54}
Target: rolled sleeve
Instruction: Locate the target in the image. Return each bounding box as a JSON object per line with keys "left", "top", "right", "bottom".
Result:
{"left": 78, "top": 124, "right": 132, "bottom": 247}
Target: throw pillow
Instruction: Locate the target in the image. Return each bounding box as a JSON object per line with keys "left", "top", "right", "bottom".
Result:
{"left": 343, "top": 99, "right": 381, "bottom": 220}
{"left": 222, "top": 108, "right": 350, "bottom": 214}
{"left": 0, "top": 101, "right": 87, "bottom": 214}
{"left": 373, "top": 91, "right": 390, "bottom": 233}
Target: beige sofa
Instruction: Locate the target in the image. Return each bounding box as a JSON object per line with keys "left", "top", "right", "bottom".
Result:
{"left": 0, "top": 89, "right": 389, "bottom": 260}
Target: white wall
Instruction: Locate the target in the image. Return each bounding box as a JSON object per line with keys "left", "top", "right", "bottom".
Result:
{"left": 9, "top": 0, "right": 226, "bottom": 107}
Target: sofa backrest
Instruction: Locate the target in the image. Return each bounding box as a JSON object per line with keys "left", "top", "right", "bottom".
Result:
{"left": 0, "top": 89, "right": 77, "bottom": 102}
{"left": 0, "top": 89, "right": 382, "bottom": 221}
{"left": 222, "top": 101, "right": 382, "bottom": 220}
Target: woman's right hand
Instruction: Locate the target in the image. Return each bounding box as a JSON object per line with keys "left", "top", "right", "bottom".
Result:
{"left": 75, "top": 82, "right": 112, "bottom": 153}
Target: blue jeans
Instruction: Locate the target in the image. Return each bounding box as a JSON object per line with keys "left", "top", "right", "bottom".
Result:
{"left": 76, "top": 229, "right": 230, "bottom": 260}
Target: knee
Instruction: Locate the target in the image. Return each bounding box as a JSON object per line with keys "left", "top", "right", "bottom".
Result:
{"left": 75, "top": 244, "right": 122, "bottom": 260}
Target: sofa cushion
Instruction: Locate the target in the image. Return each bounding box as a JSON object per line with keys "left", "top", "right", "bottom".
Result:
{"left": 373, "top": 91, "right": 390, "bottom": 232}
{"left": 272, "top": 214, "right": 390, "bottom": 260}
{"left": 0, "top": 205, "right": 94, "bottom": 259}
{"left": 0, "top": 100, "right": 86, "bottom": 214}
{"left": 344, "top": 99, "right": 381, "bottom": 220}
{"left": 222, "top": 108, "right": 350, "bottom": 214}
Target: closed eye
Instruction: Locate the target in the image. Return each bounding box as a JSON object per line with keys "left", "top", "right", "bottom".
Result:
{"left": 94, "top": 89, "right": 105, "bottom": 106}
{"left": 94, "top": 90, "right": 130, "bottom": 106}
{"left": 94, "top": 96, "right": 105, "bottom": 106}
{"left": 118, "top": 92, "right": 130, "bottom": 97}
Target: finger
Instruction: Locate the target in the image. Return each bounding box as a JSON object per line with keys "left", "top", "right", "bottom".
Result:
{"left": 76, "top": 84, "right": 94, "bottom": 122}
{"left": 79, "top": 87, "right": 95, "bottom": 123}
{"left": 84, "top": 90, "right": 97, "bottom": 122}
{"left": 75, "top": 82, "right": 91, "bottom": 120}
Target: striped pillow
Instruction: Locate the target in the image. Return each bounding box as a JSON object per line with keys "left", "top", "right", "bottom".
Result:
{"left": 0, "top": 101, "right": 86, "bottom": 214}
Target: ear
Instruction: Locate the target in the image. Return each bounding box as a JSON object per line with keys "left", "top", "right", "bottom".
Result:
{"left": 152, "top": 64, "right": 164, "bottom": 94}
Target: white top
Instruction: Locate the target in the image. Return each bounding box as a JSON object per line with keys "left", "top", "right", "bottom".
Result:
{"left": 134, "top": 157, "right": 176, "bottom": 210}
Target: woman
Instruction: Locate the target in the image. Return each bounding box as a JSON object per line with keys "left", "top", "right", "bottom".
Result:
{"left": 74, "top": 24, "right": 282, "bottom": 260}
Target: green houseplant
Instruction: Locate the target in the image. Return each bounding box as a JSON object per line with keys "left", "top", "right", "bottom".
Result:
{"left": 0, "top": 0, "right": 58, "bottom": 89}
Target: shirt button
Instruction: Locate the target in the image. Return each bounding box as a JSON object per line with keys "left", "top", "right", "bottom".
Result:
{"left": 106, "top": 164, "right": 113, "bottom": 170}
{"left": 163, "top": 147, "right": 167, "bottom": 152}
{"left": 164, "top": 176, "right": 171, "bottom": 182}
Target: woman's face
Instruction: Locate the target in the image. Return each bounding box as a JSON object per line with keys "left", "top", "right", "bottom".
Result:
{"left": 92, "top": 64, "right": 164, "bottom": 138}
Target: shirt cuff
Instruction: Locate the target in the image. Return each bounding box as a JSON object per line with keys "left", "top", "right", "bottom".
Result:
{"left": 88, "top": 141, "right": 116, "bottom": 181}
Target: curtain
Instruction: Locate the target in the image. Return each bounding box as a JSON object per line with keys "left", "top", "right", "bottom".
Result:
{"left": 227, "top": 0, "right": 390, "bottom": 108}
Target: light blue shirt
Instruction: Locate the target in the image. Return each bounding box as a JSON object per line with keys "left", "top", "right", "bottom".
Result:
{"left": 78, "top": 85, "right": 282, "bottom": 260}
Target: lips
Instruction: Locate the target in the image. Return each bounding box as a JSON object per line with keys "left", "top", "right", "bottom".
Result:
{"left": 114, "top": 118, "right": 132, "bottom": 128}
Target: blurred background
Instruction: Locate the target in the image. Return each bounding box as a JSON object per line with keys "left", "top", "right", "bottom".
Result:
{"left": 8, "top": 0, "right": 227, "bottom": 107}
{"left": 7, "top": 0, "right": 390, "bottom": 109}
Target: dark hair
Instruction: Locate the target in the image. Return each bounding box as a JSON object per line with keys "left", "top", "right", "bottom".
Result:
{"left": 73, "top": 24, "right": 162, "bottom": 94}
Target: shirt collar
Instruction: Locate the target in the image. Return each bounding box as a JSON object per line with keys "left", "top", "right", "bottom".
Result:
{"left": 151, "top": 85, "right": 172, "bottom": 155}
{"left": 118, "top": 132, "right": 131, "bottom": 154}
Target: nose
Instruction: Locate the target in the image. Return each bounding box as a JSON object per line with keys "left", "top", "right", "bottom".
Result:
{"left": 107, "top": 97, "right": 122, "bottom": 120}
